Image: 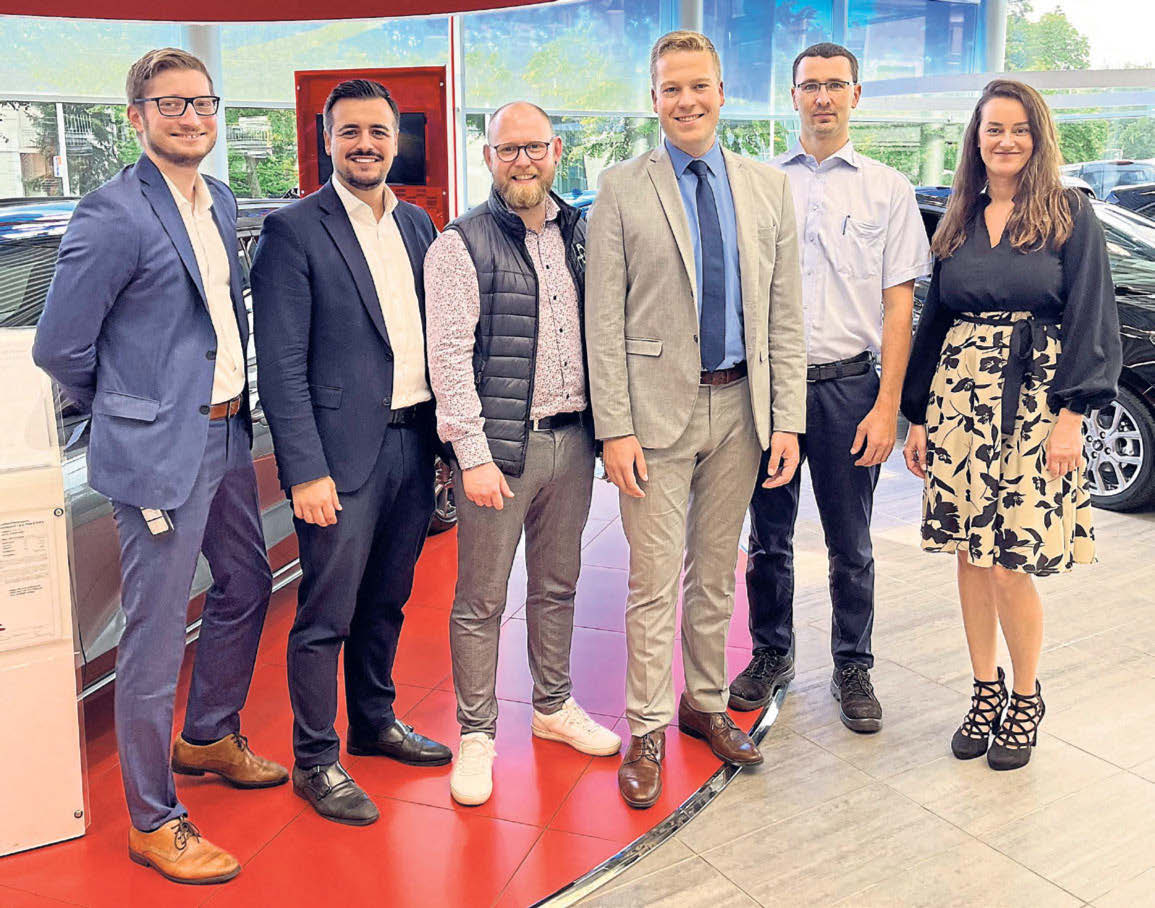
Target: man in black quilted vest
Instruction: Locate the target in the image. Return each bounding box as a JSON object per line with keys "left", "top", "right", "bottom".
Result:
{"left": 425, "top": 101, "right": 620, "bottom": 807}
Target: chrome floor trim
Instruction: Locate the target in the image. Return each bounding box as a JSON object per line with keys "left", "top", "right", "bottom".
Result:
{"left": 533, "top": 684, "right": 789, "bottom": 907}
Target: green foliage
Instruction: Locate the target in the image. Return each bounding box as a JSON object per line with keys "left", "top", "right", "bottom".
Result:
{"left": 1005, "top": 1, "right": 1091, "bottom": 71}
{"left": 1117, "top": 118, "right": 1155, "bottom": 159}
{"left": 1057, "top": 119, "right": 1109, "bottom": 165}
{"left": 226, "top": 107, "right": 298, "bottom": 198}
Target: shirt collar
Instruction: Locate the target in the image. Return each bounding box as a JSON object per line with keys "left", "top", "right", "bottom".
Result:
{"left": 162, "top": 171, "right": 213, "bottom": 217}
{"left": 331, "top": 175, "right": 398, "bottom": 224}
{"left": 665, "top": 137, "right": 725, "bottom": 178}
{"left": 783, "top": 139, "right": 859, "bottom": 170}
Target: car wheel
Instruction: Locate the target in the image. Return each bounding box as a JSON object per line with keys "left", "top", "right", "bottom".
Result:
{"left": 428, "top": 456, "right": 457, "bottom": 534}
{"left": 1084, "top": 387, "right": 1155, "bottom": 511}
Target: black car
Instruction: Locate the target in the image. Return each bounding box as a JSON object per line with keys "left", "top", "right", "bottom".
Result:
{"left": 1106, "top": 183, "right": 1155, "bottom": 220}
{"left": 914, "top": 188, "right": 1155, "bottom": 511}
{"left": 0, "top": 196, "right": 455, "bottom": 699}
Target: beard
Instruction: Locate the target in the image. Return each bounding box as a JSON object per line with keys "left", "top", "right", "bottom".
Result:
{"left": 337, "top": 166, "right": 386, "bottom": 191}
{"left": 148, "top": 135, "right": 212, "bottom": 169}
{"left": 498, "top": 171, "right": 553, "bottom": 210}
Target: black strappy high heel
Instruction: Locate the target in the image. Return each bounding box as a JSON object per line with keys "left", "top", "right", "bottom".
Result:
{"left": 951, "top": 667, "right": 1008, "bottom": 760}
{"left": 987, "top": 680, "right": 1045, "bottom": 771}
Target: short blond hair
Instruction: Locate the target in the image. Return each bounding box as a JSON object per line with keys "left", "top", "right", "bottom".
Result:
{"left": 126, "top": 48, "right": 212, "bottom": 105}
{"left": 649, "top": 31, "right": 722, "bottom": 86}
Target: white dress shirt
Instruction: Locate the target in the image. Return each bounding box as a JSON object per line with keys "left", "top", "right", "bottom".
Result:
{"left": 772, "top": 141, "right": 932, "bottom": 365}
{"left": 331, "top": 176, "right": 432, "bottom": 409}
{"left": 162, "top": 172, "right": 245, "bottom": 404}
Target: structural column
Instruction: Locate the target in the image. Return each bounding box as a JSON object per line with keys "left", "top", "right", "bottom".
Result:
{"left": 985, "top": 0, "right": 1009, "bottom": 73}
{"left": 181, "top": 24, "right": 229, "bottom": 183}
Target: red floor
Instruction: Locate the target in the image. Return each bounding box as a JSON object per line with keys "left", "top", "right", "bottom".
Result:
{"left": 0, "top": 485, "right": 758, "bottom": 907}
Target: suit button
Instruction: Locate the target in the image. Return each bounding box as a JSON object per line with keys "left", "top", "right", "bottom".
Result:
{"left": 693, "top": 334, "right": 699, "bottom": 343}
{"left": 206, "top": 350, "right": 217, "bottom": 360}
{"left": 199, "top": 405, "right": 210, "bottom": 415}
{"left": 383, "top": 399, "right": 390, "bottom": 407}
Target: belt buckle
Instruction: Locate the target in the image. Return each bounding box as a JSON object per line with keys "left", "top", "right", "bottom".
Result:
{"left": 531, "top": 417, "right": 544, "bottom": 431}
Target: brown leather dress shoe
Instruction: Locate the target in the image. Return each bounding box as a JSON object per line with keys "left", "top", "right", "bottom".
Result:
{"left": 618, "top": 729, "right": 665, "bottom": 809}
{"left": 172, "top": 732, "right": 288, "bottom": 789}
{"left": 128, "top": 817, "right": 240, "bottom": 885}
{"left": 677, "top": 695, "right": 763, "bottom": 766}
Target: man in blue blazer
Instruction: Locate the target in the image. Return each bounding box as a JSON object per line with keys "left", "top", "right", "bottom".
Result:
{"left": 32, "top": 49, "right": 286, "bottom": 886}
{"left": 250, "top": 79, "right": 450, "bottom": 826}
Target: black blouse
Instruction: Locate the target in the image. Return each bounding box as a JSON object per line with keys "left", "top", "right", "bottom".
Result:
{"left": 901, "top": 191, "right": 1121, "bottom": 425}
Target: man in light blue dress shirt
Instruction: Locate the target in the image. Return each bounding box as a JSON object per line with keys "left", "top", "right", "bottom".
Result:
{"left": 729, "top": 43, "right": 931, "bottom": 733}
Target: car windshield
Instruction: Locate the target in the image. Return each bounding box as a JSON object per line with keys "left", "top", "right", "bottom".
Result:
{"left": 1094, "top": 203, "right": 1155, "bottom": 287}
{"left": 0, "top": 238, "right": 60, "bottom": 327}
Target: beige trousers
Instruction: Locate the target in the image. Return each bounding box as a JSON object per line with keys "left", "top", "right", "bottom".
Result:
{"left": 620, "top": 377, "right": 763, "bottom": 736}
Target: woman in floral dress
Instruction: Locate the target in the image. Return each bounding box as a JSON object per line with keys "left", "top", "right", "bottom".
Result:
{"left": 900, "top": 79, "right": 1121, "bottom": 770}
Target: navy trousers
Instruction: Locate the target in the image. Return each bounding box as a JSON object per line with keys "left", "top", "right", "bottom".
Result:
{"left": 112, "top": 413, "right": 272, "bottom": 831}
{"left": 287, "top": 422, "right": 434, "bottom": 768}
{"left": 746, "top": 369, "right": 881, "bottom": 668}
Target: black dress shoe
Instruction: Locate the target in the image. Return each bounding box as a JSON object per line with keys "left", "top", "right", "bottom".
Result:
{"left": 728, "top": 648, "right": 795, "bottom": 711}
{"left": 831, "top": 664, "right": 882, "bottom": 734}
{"left": 346, "top": 719, "right": 452, "bottom": 766}
{"left": 292, "top": 761, "right": 379, "bottom": 825}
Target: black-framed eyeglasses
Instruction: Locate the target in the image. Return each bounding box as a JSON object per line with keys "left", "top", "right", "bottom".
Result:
{"left": 134, "top": 95, "right": 221, "bottom": 117}
{"left": 491, "top": 140, "right": 553, "bottom": 163}
{"left": 794, "top": 80, "right": 854, "bottom": 95}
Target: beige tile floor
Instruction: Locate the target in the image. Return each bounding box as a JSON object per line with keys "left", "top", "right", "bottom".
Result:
{"left": 581, "top": 448, "right": 1155, "bottom": 907}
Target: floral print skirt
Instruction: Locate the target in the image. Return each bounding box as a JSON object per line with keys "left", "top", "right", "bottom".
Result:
{"left": 921, "top": 311, "right": 1095, "bottom": 575}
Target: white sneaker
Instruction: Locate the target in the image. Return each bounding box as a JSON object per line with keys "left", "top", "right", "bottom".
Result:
{"left": 450, "top": 733, "right": 496, "bottom": 806}
{"left": 532, "top": 698, "right": 621, "bottom": 756}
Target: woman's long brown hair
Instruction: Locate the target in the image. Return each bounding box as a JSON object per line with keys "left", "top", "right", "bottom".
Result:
{"left": 931, "top": 79, "right": 1073, "bottom": 259}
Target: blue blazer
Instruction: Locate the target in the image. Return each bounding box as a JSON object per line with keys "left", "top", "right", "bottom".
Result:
{"left": 32, "top": 155, "right": 250, "bottom": 510}
{"left": 249, "top": 182, "right": 437, "bottom": 495}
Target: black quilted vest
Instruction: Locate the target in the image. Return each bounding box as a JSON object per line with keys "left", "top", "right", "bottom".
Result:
{"left": 447, "top": 187, "right": 588, "bottom": 476}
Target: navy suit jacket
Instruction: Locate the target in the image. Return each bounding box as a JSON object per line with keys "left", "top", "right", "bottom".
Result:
{"left": 249, "top": 182, "right": 437, "bottom": 495}
{"left": 32, "top": 154, "right": 250, "bottom": 510}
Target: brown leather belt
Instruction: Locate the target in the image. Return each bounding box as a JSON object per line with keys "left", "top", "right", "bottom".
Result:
{"left": 700, "top": 361, "right": 748, "bottom": 386}
{"left": 208, "top": 395, "right": 242, "bottom": 420}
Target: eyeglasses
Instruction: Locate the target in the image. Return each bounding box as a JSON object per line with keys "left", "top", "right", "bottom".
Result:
{"left": 491, "top": 141, "right": 552, "bottom": 163}
{"left": 134, "top": 96, "right": 221, "bottom": 117}
{"left": 794, "top": 80, "right": 854, "bottom": 95}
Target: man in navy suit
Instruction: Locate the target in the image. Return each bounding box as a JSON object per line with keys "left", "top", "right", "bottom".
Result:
{"left": 251, "top": 79, "right": 450, "bottom": 826}
{"left": 32, "top": 49, "right": 286, "bottom": 885}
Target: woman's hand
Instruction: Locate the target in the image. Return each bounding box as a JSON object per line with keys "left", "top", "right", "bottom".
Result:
{"left": 902, "top": 423, "right": 928, "bottom": 479}
{"left": 1045, "top": 409, "right": 1086, "bottom": 478}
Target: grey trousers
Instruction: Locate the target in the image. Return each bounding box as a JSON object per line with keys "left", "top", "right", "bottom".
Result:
{"left": 620, "top": 378, "right": 763, "bottom": 736}
{"left": 450, "top": 422, "right": 595, "bottom": 737}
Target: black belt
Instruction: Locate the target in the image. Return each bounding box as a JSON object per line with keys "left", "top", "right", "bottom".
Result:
{"left": 807, "top": 351, "right": 873, "bottom": 383}
{"left": 530, "top": 410, "right": 584, "bottom": 432}
{"left": 700, "top": 361, "right": 747, "bottom": 386}
{"left": 387, "top": 400, "right": 433, "bottom": 427}
{"left": 956, "top": 313, "right": 1061, "bottom": 437}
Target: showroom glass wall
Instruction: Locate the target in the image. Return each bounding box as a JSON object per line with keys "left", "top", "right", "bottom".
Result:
{"left": 3, "top": 0, "right": 1148, "bottom": 203}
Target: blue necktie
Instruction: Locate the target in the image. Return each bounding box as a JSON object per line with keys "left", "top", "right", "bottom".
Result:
{"left": 688, "top": 159, "right": 726, "bottom": 372}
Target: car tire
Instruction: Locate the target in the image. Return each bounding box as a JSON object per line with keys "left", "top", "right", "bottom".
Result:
{"left": 428, "top": 456, "right": 458, "bottom": 534}
{"left": 1085, "top": 386, "right": 1155, "bottom": 512}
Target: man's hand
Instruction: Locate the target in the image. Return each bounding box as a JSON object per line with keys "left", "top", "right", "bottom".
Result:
{"left": 603, "top": 435, "right": 648, "bottom": 498}
{"left": 851, "top": 402, "right": 899, "bottom": 467}
{"left": 1045, "top": 409, "right": 1086, "bottom": 479}
{"left": 291, "top": 476, "right": 341, "bottom": 526}
{"left": 462, "top": 462, "right": 515, "bottom": 510}
{"left": 762, "top": 432, "right": 800, "bottom": 489}
{"left": 902, "top": 423, "right": 927, "bottom": 479}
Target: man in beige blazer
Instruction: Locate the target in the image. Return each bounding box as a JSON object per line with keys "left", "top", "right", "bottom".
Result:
{"left": 586, "top": 30, "right": 806, "bottom": 808}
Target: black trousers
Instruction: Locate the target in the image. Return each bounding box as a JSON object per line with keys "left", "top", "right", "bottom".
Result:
{"left": 287, "top": 423, "right": 434, "bottom": 767}
{"left": 746, "top": 368, "right": 880, "bottom": 668}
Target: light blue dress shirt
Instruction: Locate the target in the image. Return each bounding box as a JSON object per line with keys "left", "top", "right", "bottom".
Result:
{"left": 665, "top": 139, "right": 745, "bottom": 370}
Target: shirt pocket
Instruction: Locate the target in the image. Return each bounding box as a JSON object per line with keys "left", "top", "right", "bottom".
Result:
{"left": 836, "top": 216, "right": 885, "bottom": 280}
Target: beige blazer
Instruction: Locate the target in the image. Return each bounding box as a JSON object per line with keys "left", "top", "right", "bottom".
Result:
{"left": 585, "top": 144, "right": 806, "bottom": 451}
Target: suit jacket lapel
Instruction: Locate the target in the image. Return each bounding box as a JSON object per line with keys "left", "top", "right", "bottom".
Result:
{"left": 207, "top": 183, "right": 249, "bottom": 346}
{"left": 135, "top": 155, "right": 207, "bottom": 306}
{"left": 318, "top": 184, "right": 392, "bottom": 351}
{"left": 392, "top": 203, "right": 427, "bottom": 329}
{"left": 722, "top": 149, "right": 759, "bottom": 350}
{"left": 646, "top": 148, "right": 698, "bottom": 307}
